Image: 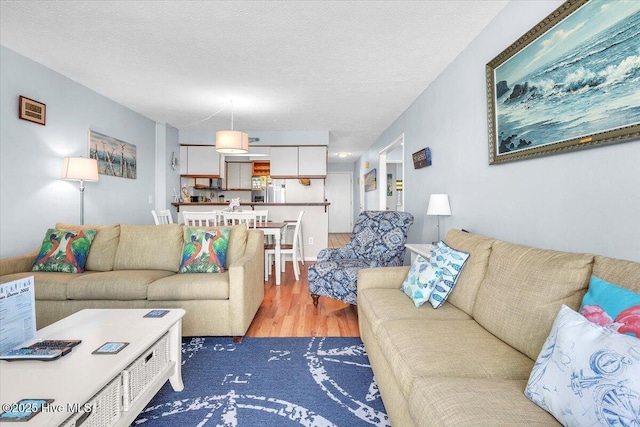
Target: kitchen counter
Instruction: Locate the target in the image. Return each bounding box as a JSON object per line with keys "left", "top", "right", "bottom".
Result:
{"left": 172, "top": 202, "right": 330, "bottom": 211}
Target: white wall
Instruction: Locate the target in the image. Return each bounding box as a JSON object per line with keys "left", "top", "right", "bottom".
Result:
{"left": 0, "top": 46, "right": 175, "bottom": 257}
{"left": 355, "top": 0, "right": 640, "bottom": 262}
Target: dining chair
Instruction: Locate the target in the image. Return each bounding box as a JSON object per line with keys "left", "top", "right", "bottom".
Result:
{"left": 152, "top": 209, "right": 173, "bottom": 225}
{"left": 253, "top": 210, "right": 269, "bottom": 225}
{"left": 265, "top": 210, "right": 304, "bottom": 281}
{"left": 223, "top": 211, "right": 257, "bottom": 229}
{"left": 182, "top": 211, "right": 219, "bottom": 227}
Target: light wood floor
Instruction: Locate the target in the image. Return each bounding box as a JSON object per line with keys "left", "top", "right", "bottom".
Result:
{"left": 328, "top": 233, "right": 351, "bottom": 248}
{"left": 245, "top": 259, "right": 360, "bottom": 338}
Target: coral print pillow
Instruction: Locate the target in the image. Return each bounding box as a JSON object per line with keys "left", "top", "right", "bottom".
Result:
{"left": 32, "top": 228, "right": 96, "bottom": 273}
{"left": 580, "top": 275, "right": 640, "bottom": 338}
{"left": 179, "top": 227, "right": 230, "bottom": 273}
{"left": 525, "top": 305, "right": 640, "bottom": 426}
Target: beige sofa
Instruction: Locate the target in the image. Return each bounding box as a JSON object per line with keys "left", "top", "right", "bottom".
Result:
{"left": 0, "top": 223, "right": 264, "bottom": 338}
{"left": 358, "top": 229, "right": 640, "bottom": 426}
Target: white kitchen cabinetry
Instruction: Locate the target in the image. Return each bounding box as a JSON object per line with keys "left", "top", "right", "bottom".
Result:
{"left": 298, "top": 146, "right": 327, "bottom": 176}
{"left": 226, "top": 162, "right": 252, "bottom": 190}
{"left": 181, "top": 145, "right": 221, "bottom": 176}
{"left": 270, "top": 146, "right": 327, "bottom": 178}
{"left": 269, "top": 147, "right": 299, "bottom": 177}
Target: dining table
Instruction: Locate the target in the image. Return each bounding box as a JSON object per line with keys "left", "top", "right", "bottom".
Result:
{"left": 255, "top": 222, "right": 287, "bottom": 285}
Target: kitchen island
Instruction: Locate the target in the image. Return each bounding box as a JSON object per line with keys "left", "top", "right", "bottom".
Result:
{"left": 171, "top": 202, "right": 330, "bottom": 260}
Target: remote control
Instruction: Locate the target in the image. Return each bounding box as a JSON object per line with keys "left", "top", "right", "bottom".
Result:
{"left": 0, "top": 348, "right": 63, "bottom": 361}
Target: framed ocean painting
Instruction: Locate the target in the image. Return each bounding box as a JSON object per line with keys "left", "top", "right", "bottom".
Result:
{"left": 487, "top": 0, "right": 640, "bottom": 164}
{"left": 88, "top": 130, "right": 137, "bottom": 179}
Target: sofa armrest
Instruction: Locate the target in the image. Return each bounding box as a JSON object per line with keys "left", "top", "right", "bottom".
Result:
{"left": 357, "top": 266, "right": 410, "bottom": 292}
{"left": 0, "top": 249, "right": 39, "bottom": 276}
{"left": 227, "top": 230, "right": 265, "bottom": 336}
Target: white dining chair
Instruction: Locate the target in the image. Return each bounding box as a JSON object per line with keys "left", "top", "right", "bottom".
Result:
{"left": 152, "top": 209, "right": 173, "bottom": 225}
{"left": 182, "top": 211, "right": 219, "bottom": 227}
{"left": 224, "top": 211, "right": 257, "bottom": 229}
{"left": 253, "top": 210, "right": 269, "bottom": 225}
{"left": 265, "top": 210, "right": 304, "bottom": 281}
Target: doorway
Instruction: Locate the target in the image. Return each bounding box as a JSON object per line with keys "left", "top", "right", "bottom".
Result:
{"left": 378, "top": 134, "right": 404, "bottom": 211}
{"left": 326, "top": 172, "right": 353, "bottom": 233}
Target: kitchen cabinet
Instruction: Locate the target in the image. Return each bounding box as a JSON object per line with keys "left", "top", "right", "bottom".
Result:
{"left": 180, "top": 145, "right": 221, "bottom": 176}
{"left": 298, "top": 146, "right": 327, "bottom": 177}
{"left": 269, "top": 147, "right": 298, "bottom": 177}
{"left": 226, "top": 162, "right": 252, "bottom": 190}
{"left": 270, "top": 146, "right": 327, "bottom": 178}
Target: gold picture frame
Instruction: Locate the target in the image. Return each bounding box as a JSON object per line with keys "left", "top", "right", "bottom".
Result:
{"left": 486, "top": 0, "right": 640, "bottom": 164}
{"left": 19, "top": 96, "right": 46, "bottom": 125}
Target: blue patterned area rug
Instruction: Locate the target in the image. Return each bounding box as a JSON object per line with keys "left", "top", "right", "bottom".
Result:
{"left": 133, "top": 337, "right": 389, "bottom": 427}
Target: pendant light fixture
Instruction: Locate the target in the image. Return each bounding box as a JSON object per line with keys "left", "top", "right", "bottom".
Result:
{"left": 215, "top": 101, "right": 249, "bottom": 154}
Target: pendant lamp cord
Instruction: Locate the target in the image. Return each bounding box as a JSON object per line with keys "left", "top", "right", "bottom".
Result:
{"left": 177, "top": 100, "right": 234, "bottom": 128}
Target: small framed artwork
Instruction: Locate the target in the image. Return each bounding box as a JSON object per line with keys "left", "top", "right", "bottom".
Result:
{"left": 364, "top": 169, "right": 377, "bottom": 192}
{"left": 19, "top": 96, "right": 46, "bottom": 125}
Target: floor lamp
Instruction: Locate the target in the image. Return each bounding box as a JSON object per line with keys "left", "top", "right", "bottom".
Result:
{"left": 426, "top": 194, "right": 451, "bottom": 243}
{"left": 61, "top": 157, "right": 99, "bottom": 225}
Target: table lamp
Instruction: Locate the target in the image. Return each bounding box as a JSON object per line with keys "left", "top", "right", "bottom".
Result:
{"left": 426, "top": 194, "right": 451, "bottom": 243}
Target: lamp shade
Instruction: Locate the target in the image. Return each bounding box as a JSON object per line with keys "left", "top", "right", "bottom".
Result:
{"left": 216, "top": 130, "right": 249, "bottom": 154}
{"left": 61, "top": 157, "right": 99, "bottom": 181}
{"left": 426, "top": 194, "right": 451, "bottom": 216}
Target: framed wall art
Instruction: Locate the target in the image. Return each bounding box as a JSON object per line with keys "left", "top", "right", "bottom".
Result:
{"left": 89, "top": 130, "right": 137, "bottom": 179}
{"left": 18, "top": 96, "right": 46, "bottom": 125}
{"left": 486, "top": 0, "right": 640, "bottom": 164}
{"left": 364, "top": 169, "right": 377, "bottom": 192}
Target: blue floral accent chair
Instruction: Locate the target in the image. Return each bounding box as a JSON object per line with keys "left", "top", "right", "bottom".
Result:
{"left": 308, "top": 210, "right": 414, "bottom": 306}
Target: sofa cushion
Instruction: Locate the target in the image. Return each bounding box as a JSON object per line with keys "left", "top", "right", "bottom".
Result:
{"left": 32, "top": 228, "right": 96, "bottom": 273}
{"left": 444, "top": 229, "right": 494, "bottom": 315}
{"left": 473, "top": 240, "right": 593, "bottom": 360}
{"left": 525, "top": 305, "right": 640, "bottom": 427}
{"left": 1, "top": 271, "right": 99, "bottom": 301}
{"left": 410, "top": 377, "right": 558, "bottom": 426}
{"left": 224, "top": 225, "right": 248, "bottom": 267}
{"left": 66, "top": 270, "right": 174, "bottom": 300}
{"left": 376, "top": 318, "right": 534, "bottom": 397}
{"left": 359, "top": 288, "right": 471, "bottom": 335}
{"left": 148, "top": 272, "right": 230, "bottom": 300}
{"left": 592, "top": 254, "right": 640, "bottom": 293}
{"left": 113, "top": 224, "right": 183, "bottom": 272}
{"left": 56, "top": 223, "right": 120, "bottom": 271}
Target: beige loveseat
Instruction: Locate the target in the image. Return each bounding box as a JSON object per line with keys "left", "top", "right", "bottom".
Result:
{"left": 358, "top": 229, "right": 640, "bottom": 426}
{"left": 0, "top": 223, "right": 264, "bottom": 338}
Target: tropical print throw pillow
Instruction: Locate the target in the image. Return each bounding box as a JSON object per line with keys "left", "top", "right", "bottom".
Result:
{"left": 179, "top": 227, "right": 230, "bottom": 273}
{"left": 32, "top": 228, "right": 97, "bottom": 273}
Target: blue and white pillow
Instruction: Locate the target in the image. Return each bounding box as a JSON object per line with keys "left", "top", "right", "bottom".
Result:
{"left": 525, "top": 305, "right": 640, "bottom": 426}
{"left": 401, "top": 255, "right": 441, "bottom": 307}
{"left": 428, "top": 241, "right": 469, "bottom": 308}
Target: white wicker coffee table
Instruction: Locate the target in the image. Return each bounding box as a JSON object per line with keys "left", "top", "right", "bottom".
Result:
{"left": 0, "top": 309, "right": 185, "bottom": 426}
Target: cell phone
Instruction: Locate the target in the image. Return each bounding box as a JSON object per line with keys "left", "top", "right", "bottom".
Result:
{"left": 0, "top": 399, "right": 54, "bottom": 422}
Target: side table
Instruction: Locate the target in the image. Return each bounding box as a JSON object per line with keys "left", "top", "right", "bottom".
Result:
{"left": 405, "top": 243, "right": 436, "bottom": 263}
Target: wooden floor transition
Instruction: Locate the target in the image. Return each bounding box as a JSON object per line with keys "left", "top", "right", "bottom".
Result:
{"left": 245, "top": 256, "right": 360, "bottom": 338}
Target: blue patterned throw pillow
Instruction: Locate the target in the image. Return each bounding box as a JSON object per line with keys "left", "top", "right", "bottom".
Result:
{"left": 401, "top": 255, "right": 442, "bottom": 307}
{"left": 525, "top": 305, "right": 640, "bottom": 426}
{"left": 428, "top": 241, "right": 469, "bottom": 309}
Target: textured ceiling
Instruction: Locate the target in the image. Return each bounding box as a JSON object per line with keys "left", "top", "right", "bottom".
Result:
{"left": 0, "top": 1, "right": 508, "bottom": 162}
